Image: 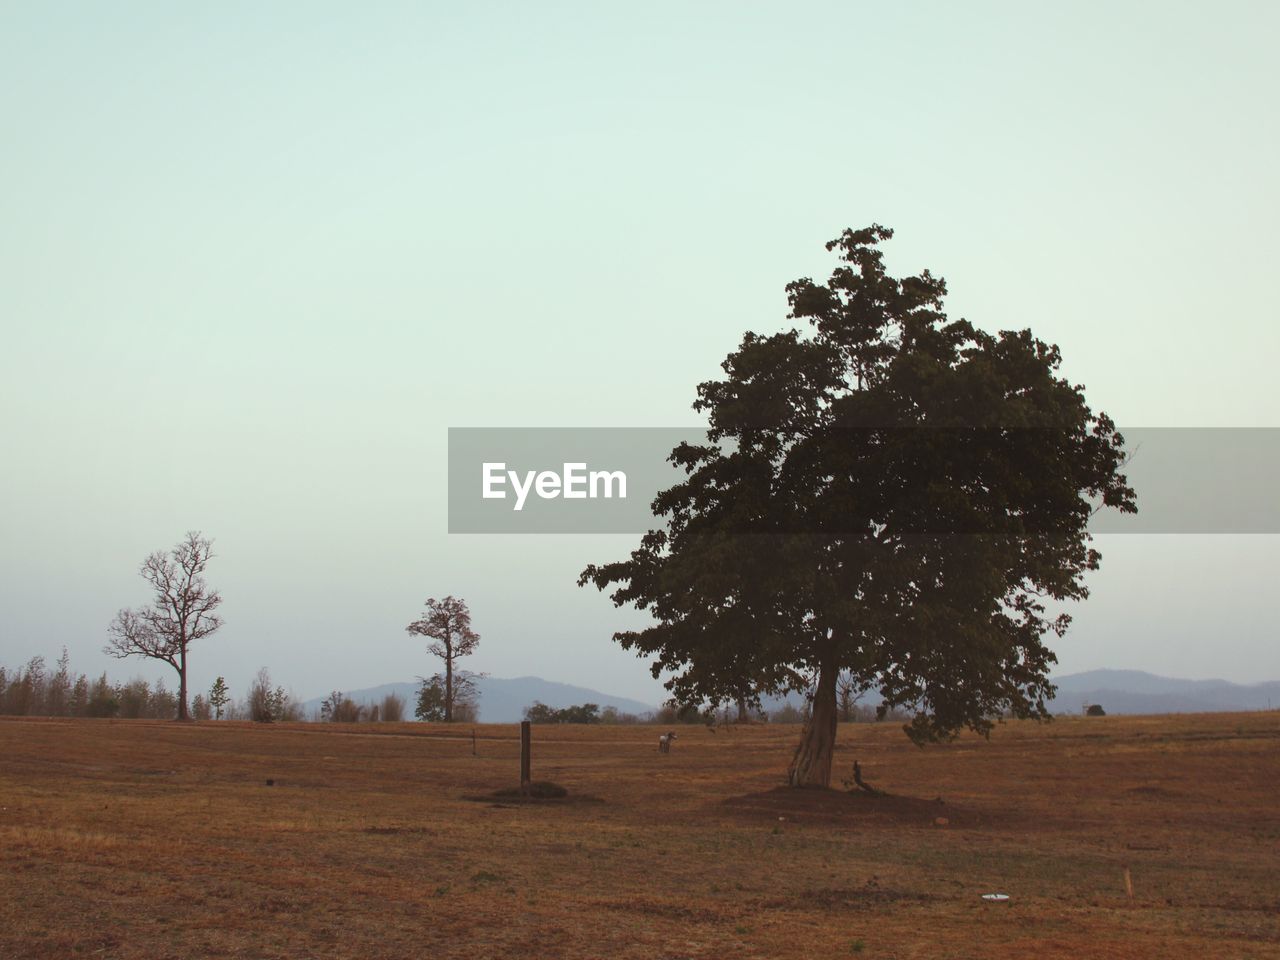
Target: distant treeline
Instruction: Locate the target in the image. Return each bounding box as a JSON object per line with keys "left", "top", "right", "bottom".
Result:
{"left": 0, "top": 652, "right": 303, "bottom": 722}
{"left": 1, "top": 651, "right": 911, "bottom": 725}
{"left": 319, "top": 690, "right": 408, "bottom": 723}
{"left": 0, "top": 652, "right": 177, "bottom": 719}
{"left": 521, "top": 698, "right": 910, "bottom": 726}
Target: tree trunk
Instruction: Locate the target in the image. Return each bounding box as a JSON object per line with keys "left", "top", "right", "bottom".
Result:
{"left": 736, "top": 697, "right": 748, "bottom": 722}
{"left": 176, "top": 647, "right": 189, "bottom": 722}
{"left": 445, "top": 651, "right": 453, "bottom": 723}
{"left": 787, "top": 658, "right": 839, "bottom": 788}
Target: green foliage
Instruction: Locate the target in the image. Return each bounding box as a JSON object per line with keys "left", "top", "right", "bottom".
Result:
{"left": 598, "top": 705, "right": 643, "bottom": 724}
{"left": 70, "top": 675, "right": 89, "bottom": 716}
{"left": 246, "top": 667, "right": 299, "bottom": 722}
{"left": 47, "top": 648, "right": 72, "bottom": 716}
{"left": 580, "top": 225, "right": 1137, "bottom": 760}
{"left": 269, "top": 686, "right": 300, "bottom": 721}
{"left": 523, "top": 701, "right": 601, "bottom": 724}
{"left": 208, "top": 677, "right": 230, "bottom": 720}
{"left": 1086, "top": 703, "right": 1107, "bottom": 717}
{"left": 415, "top": 673, "right": 479, "bottom": 722}
{"left": 652, "top": 700, "right": 714, "bottom": 725}
{"left": 117, "top": 678, "right": 151, "bottom": 718}
{"left": 116, "top": 677, "right": 177, "bottom": 719}
{"left": 1, "top": 657, "right": 45, "bottom": 715}
{"left": 414, "top": 677, "right": 447, "bottom": 721}
{"left": 85, "top": 673, "right": 119, "bottom": 718}
{"left": 558, "top": 703, "right": 599, "bottom": 724}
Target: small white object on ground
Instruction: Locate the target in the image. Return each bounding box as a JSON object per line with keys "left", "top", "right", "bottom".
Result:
{"left": 981, "top": 893, "right": 1010, "bottom": 902}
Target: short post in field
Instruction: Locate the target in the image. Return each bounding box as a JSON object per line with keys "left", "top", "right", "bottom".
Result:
{"left": 520, "top": 720, "right": 531, "bottom": 794}
{"left": 1123, "top": 865, "right": 1134, "bottom": 900}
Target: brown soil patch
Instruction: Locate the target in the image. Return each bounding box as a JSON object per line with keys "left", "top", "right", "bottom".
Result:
{"left": 462, "top": 780, "right": 604, "bottom": 805}
{"left": 724, "top": 785, "right": 974, "bottom": 827}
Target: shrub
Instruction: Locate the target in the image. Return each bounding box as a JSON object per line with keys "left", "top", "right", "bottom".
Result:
{"left": 523, "top": 701, "right": 601, "bottom": 724}
{"left": 599, "top": 705, "right": 642, "bottom": 724}
{"left": 652, "top": 700, "right": 713, "bottom": 725}
{"left": 117, "top": 678, "right": 151, "bottom": 719}
{"left": 247, "top": 668, "right": 301, "bottom": 722}
{"left": 415, "top": 674, "right": 479, "bottom": 722}
{"left": 149, "top": 679, "right": 178, "bottom": 719}
{"left": 380, "top": 692, "right": 405, "bottom": 722}
{"left": 85, "top": 674, "right": 119, "bottom": 718}
{"left": 321, "top": 691, "right": 364, "bottom": 722}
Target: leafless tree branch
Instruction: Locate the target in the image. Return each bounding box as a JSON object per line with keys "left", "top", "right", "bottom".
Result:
{"left": 103, "top": 531, "right": 222, "bottom": 721}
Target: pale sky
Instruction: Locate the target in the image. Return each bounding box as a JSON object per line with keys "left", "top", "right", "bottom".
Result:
{"left": 1, "top": 2, "right": 1277, "bottom": 705}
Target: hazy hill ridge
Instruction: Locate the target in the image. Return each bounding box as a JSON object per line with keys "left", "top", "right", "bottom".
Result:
{"left": 300, "top": 675, "right": 657, "bottom": 723}
{"left": 302, "top": 669, "right": 1279, "bottom": 722}
{"left": 1046, "top": 669, "right": 1280, "bottom": 715}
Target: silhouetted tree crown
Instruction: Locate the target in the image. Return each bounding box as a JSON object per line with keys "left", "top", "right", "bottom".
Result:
{"left": 580, "top": 225, "right": 1136, "bottom": 787}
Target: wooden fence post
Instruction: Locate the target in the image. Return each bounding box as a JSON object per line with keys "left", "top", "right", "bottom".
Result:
{"left": 520, "top": 720, "right": 531, "bottom": 794}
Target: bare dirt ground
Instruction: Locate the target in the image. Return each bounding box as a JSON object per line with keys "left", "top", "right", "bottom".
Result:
{"left": 1, "top": 712, "right": 1277, "bottom": 959}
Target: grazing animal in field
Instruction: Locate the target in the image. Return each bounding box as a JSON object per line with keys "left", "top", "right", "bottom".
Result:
{"left": 658, "top": 731, "right": 678, "bottom": 754}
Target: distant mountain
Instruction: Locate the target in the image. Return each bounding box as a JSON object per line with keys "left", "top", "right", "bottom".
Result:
{"left": 301, "top": 668, "right": 1278, "bottom": 722}
{"left": 300, "top": 675, "right": 657, "bottom": 723}
{"left": 1048, "top": 669, "right": 1280, "bottom": 715}
{"left": 752, "top": 669, "right": 1280, "bottom": 717}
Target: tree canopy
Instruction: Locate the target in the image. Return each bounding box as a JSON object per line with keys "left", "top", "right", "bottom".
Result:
{"left": 580, "top": 225, "right": 1136, "bottom": 787}
{"left": 406, "top": 596, "right": 480, "bottom": 723}
{"left": 524, "top": 702, "right": 602, "bottom": 724}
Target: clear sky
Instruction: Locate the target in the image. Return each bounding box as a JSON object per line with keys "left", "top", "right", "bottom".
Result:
{"left": 1, "top": 2, "right": 1277, "bottom": 705}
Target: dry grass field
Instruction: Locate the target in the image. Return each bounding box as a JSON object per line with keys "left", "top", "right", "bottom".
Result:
{"left": 1, "top": 712, "right": 1277, "bottom": 959}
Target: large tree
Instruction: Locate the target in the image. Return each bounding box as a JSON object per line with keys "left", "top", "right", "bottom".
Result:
{"left": 580, "top": 226, "right": 1136, "bottom": 787}
{"left": 106, "top": 531, "right": 224, "bottom": 722}
{"left": 406, "top": 596, "right": 480, "bottom": 722}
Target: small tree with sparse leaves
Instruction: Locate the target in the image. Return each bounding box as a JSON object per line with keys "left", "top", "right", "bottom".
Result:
{"left": 209, "top": 677, "right": 230, "bottom": 720}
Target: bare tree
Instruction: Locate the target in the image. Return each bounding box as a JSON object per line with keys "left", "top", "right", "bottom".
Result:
{"left": 405, "top": 596, "right": 479, "bottom": 722}
{"left": 105, "top": 531, "right": 223, "bottom": 721}
{"left": 837, "top": 671, "right": 869, "bottom": 723}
